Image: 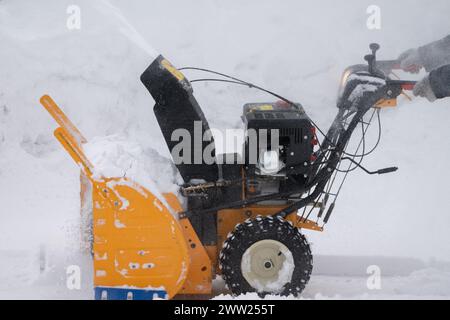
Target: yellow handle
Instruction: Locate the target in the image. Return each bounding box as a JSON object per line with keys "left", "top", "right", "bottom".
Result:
{"left": 53, "top": 127, "right": 95, "bottom": 179}
{"left": 40, "top": 94, "right": 87, "bottom": 144}
{"left": 40, "top": 94, "right": 99, "bottom": 180}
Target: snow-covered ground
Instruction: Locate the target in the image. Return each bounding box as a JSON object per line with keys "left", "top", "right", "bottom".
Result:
{"left": 1, "top": 0, "right": 450, "bottom": 299}
{"left": 214, "top": 256, "right": 450, "bottom": 300}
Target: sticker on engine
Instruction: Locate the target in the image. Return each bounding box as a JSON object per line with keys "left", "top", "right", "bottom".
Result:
{"left": 257, "top": 104, "right": 274, "bottom": 111}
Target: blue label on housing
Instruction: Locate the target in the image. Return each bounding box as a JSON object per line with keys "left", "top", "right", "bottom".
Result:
{"left": 94, "top": 287, "right": 167, "bottom": 300}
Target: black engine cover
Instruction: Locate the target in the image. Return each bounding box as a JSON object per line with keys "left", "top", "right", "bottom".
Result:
{"left": 243, "top": 102, "right": 314, "bottom": 175}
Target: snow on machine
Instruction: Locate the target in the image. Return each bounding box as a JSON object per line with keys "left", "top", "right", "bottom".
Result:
{"left": 39, "top": 43, "right": 417, "bottom": 299}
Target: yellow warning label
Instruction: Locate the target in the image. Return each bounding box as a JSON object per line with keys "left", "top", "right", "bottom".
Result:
{"left": 258, "top": 105, "right": 274, "bottom": 110}
{"left": 161, "top": 59, "right": 185, "bottom": 82}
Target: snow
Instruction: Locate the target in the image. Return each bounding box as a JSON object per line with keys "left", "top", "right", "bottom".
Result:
{"left": 346, "top": 73, "right": 387, "bottom": 103}
{"left": 348, "top": 83, "right": 383, "bottom": 104}
{"left": 347, "top": 73, "right": 387, "bottom": 85}
{"left": 83, "top": 134, "right": 182, "bottom": 215}
{"left": 1, "top": 0, "right": 450, "bottom": 299}
{"left": 214, "top": 257, "right": 450, "bottom": 300}
{"left": 265, "top": 247, "right": 294, "bottom": 293}
{"left": 92, "top": 0, "right": 159, "bottom": 59}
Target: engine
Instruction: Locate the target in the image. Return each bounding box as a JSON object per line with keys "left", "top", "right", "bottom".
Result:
{"left": 242, "top": 102, "right": 316, "bottom": 201}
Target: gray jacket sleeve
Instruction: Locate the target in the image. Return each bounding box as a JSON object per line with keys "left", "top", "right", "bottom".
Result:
{"left": 429, "top": 64, "right": 450, "bottom": 99}
{"left": 418, "top": 35, "right": 450, "bottom": 72}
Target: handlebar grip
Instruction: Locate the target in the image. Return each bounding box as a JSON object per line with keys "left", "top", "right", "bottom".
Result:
{"left": 377, "top": 167, "right": 398, "bottom": 174}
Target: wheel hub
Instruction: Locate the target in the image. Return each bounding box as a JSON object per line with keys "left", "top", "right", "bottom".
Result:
{"left": 264, "top": 261, "right": 273, "bottom": 269}
{"left": 241, "top": 239, "right": 294, "bottom": 293}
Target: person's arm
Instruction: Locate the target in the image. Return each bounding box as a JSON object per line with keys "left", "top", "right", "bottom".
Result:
{"left": 413, "top": 64, "right": 450, "bottom": 101}
{"left": 418, "top": 35, "right": 450, "bottom": 71}
{"left": 398, "top": 35, "right": 450, "bottom": 73}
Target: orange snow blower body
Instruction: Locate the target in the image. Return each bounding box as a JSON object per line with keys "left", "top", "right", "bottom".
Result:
{"left": 40, "top": 95, "right": 193, "bottom": 299}
{"left": 39, "top": 89, "right": 321, "bottom": 300}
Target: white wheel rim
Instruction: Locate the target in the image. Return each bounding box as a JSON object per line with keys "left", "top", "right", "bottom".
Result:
{"left": 241, "top": 239, "right": 294, "bottom": 293}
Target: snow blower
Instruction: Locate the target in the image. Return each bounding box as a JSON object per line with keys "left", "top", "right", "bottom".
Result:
{"left": 39, "top": 43, "right": 417, "bottom": 299}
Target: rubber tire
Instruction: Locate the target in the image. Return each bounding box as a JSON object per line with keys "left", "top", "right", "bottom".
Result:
{"left": 219, "top": 216, "right": 313, "bottom": 297}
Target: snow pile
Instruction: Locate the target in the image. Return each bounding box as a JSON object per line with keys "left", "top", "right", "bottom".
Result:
{"left": 82, "top": 134, "right": 183, "bottom": 220}
{"left": 83, "top": 134, "right": 181, "bottom": 195}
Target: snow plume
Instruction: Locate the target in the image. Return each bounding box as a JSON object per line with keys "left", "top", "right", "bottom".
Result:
{"left": 93, "top": 0, "right": 159, "bottom": 59}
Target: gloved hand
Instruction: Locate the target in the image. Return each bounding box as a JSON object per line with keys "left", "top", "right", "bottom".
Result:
{"left": 398, "top": 48, "right": 423, "bottom": 74}
{"left": 413, "top": 75, "right": 437, "bottom": 102}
